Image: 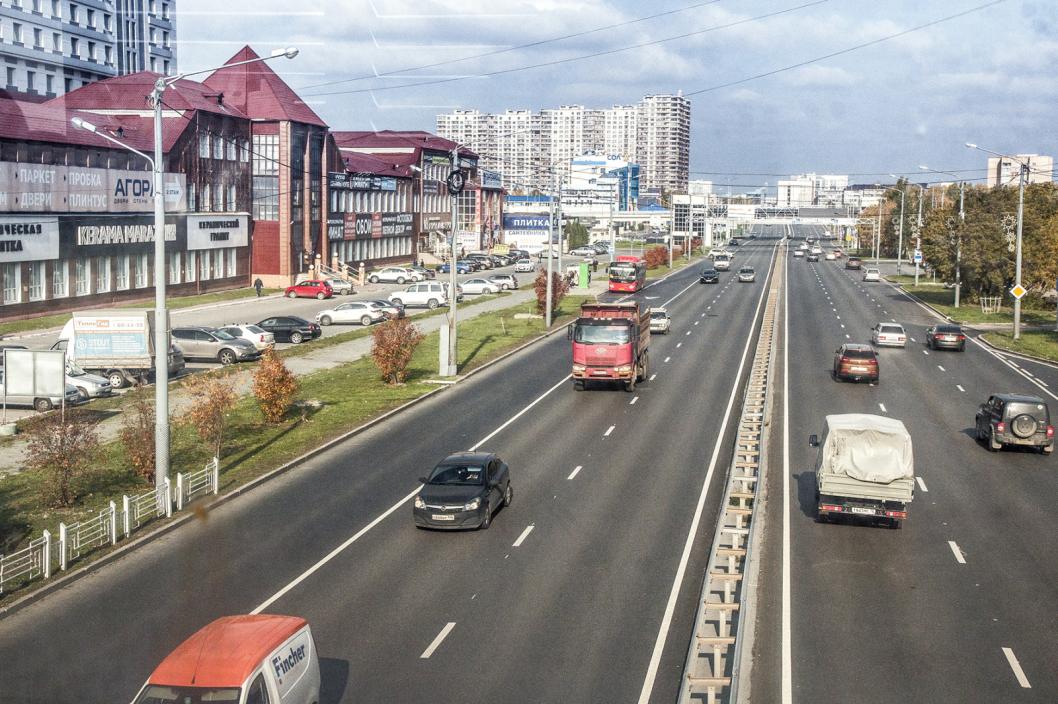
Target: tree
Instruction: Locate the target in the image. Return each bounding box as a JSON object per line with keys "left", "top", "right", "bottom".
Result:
{"left": 533, "top": 269, "right": 570, "bottom": 316}
{"left": 24, "top": 409, "right": 100, "bottom": 507}
{"left": 119, "top": 390, "right": 156, "bottom": 482}
{"left": 565, "top": 220, "right": 590, "bottom": 249}
{"left": 182, "top": 374, "right": 237, "bottom": 460}
{"left": 371, "top": 318, "right": 425, "bottom": 384}
{"left": 253, "top": 348, "right": 300, "bottom": 424}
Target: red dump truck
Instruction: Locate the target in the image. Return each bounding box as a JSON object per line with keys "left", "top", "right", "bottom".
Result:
{"left": 569, "top": 302, "right": 650, "bottom": 392}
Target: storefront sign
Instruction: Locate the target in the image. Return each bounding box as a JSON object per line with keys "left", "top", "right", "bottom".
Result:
{"left": 503, "top": 213, "right": 551, "bottom": 230}
{"left": 328, "top": 172, "right": 397, "bottom": 192}
{"left": 186, "top": 214, "right": 249, "bottom": 250}
{"left": 426, "top": 155, "right": 451, "bottom": 166}
{"left": 481, "top": 169, "right": 503, "bottom": 190}
{"left": 0, "top": 162, "right": 185, "bottom": 213}
{"left": 0, "top": 216, "right": 60, "bottom": 263}
{"left": 456, "top": 230, "right": 479, "bottom": 251}
{"left": 422, "top": 180, "right": 442, "bottom": 196}
{"left": 74, "top": 220, "right": 178, "bottom": 246}
{"left": 327, "top": 218, "right": 344, "bottom": 241}
{"left": 342, "top": 212, "right": 414, "bottom": 240}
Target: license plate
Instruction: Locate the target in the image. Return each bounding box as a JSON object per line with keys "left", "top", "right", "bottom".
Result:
{"left": 850, "top": 507, "right": 876, "bottom": 515}
{"left": 431, "top": 514, "right": 455, "bottom": 521}
{"left": 851, "top": 366, "right": 867, "bottom": 372}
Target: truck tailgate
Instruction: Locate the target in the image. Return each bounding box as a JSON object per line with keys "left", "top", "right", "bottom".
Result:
{"left": 817, "top": 475, "right": 914, "bottom": 504}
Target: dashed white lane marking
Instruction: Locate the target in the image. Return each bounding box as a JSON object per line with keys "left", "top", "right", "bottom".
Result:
{"left": 649, "top": 374, "right": 657, "bottom": 381}
{"left": 630, "top": 396, "right": 639, "bottom": 405}
{"left": 604, "top": 425, "right": 615, "bottom": 437}
{"left": 512, "top": 524, "right": 534, "bottom": 547}
{"left": 1039, "top": 380, "right": 1049, "bottom": 387}
{"left": 878, "top": 403, "right": 887, "bottom": 413}
{"left": 845, "top": 334, "right": 850, "bottom": 339}
{"left": 916, "top": 476, "right": 929, "bottom": 492}
{"left": 957, "top": 384, "right": 965, "bottom": 393}
{"left": 677, "top": 342, "right": 683, "bottom": 349}
{"left": 421, "top": 622, "right": 456, "bottom": 659}
{"left": 937, "top": 365, "right": 946, "bottom": 372}
{"left": 910, "top": 337, "right": 916, "bottom": 342}
{"left": 923, "top": 350, "right": 930, "bottom": 355}
{"left": 836, "top": 315, "right": 840, "bottom": 320}
{"left": 694, "top": 321, "right": 700, "bottom": 326}
{"left": 567, "top": 465, "right": 582, "bottom": 480}
{"left": 1002, "top": 647, "right": 1032, "bottom": 688}
{"left": 701, "top": 313, "right": 706, "bottom": 318}
{"left": 948, "top": 541, "right": 967, "bottom": 564}
{"left": 840, "top": 324, "right": 845, "bottom": 329}
{"left": 685, "top": 331, "right": 691, "bottom": 336}
{"left": 664, "top": 356, "right": 671, "bottom": 363}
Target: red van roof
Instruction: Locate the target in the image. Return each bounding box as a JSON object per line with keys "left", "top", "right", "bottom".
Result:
{"left": 149, "top": 615, "right": 307, "bottom": 688}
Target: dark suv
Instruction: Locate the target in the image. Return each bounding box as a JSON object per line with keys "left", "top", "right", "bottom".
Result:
{"left": 975, "top": 393, "right": 1053, "bottom": 453}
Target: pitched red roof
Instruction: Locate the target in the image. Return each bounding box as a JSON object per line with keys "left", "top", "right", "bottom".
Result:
{"left": 332, "top": 130, "right": 477, "bottom": 159}
{"left": 203, "top": 46, "right": 326, "bottom": 127}
{"left": 51, "top": 72, "right": 248, "bottom": 119}
{"left": 340, "top": 151, "right": 413, "bottom": 178}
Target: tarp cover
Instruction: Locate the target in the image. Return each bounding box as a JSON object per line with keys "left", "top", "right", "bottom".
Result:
{"left": 817, "top": 414, "right": 914, "bottom": 484}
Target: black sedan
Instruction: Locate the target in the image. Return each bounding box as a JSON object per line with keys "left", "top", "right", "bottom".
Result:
{"left": 926, "top": 324, "right": 966, "bottom": 351}
{"left": 256, "top": 315, "right": 322, "bottom": 344}
{"left": 414, "top": 452, "right": 512, "bottom": 530}
{"left": 700, "top": 268, "right": 720, "bottom": 284}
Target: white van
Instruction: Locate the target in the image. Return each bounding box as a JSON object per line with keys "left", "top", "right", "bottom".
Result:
{"left": 131, "top": 615, "right": 320, "bottom": 704}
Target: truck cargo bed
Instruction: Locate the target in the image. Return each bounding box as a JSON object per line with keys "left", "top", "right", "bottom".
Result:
{"left": 817, "top": 474, "right": 914, "bottom": 503}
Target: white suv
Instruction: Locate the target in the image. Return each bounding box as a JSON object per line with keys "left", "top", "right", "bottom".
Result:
{"left": 388, "top": 282, "right": 463, "bottom": 309}
{"left": 368, "top": 267, "right": 423, "bottom": 285}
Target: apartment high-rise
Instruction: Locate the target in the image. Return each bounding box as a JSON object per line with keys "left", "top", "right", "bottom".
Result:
{"left": 0, "top": 0, "right": 176, "bottom": 99}
{"left": 986, "top": 154, "right": 1053, "bottom": 188}
{"left": 636, "top": 93, "right": 690, "bottom": 193}
{"left": 603, "top": 104, "right": 638, "bottom": 162}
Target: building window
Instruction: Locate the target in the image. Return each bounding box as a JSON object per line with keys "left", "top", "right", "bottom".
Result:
{"left": 226, "top": 248, "right": 236, "bottom": 277}
{"left": 168, "top": 252, "right": 180, "bottom": 284}
{"left": 226, "top": 138, "right": 237, "bottom": 161}
{"left": 163, "top": 59, "right": 169, "bottom": 75}
{"left": 53, "top": 32, "right": 61, "bottom": 51}
{"left": 64, "top": 77, "right": 72, "bottom": 93}
{"left": 212, "top": 182, "right": 222, "bottom": 212}
{"left": 187, "top": 181, "right": 196, "bottom": 211}
{"left": 70, "top": 37, "right": 79, "bottom": 57}
{"left": 26, "top": 72, "right": 35, "bottom": 93}
{"left": 163, "top": 31, "right": 169, "bottom": 48}
{"left": 200, "top": 251, "right": 210, "bottom": 281}
{"left": 87, "top": 41, "right": 95, "bottom": 61}
{"left": 227, "top": 184, "right": 236, "bottom": 210}
{"left": 94, "top": 256, "right": 109, "bottom": 293}
{"left": 104, "top": 45, "right": 111, "bottom": 65}
{"left": 13, "top": 23, "right": 23, "bottom": 45}
{"left": 252, "top": 133, "right": 280, "bottom": 220}
{"left": 201, "top": 183, "right": 211, "bottom": 212}
{"left": 33, "top": 28, "right": 42, "bottom": 48}
{"left": 185, "top": 251, "right": 196, "bottom": 282}
{"left": 103, "top": 13, "right": 110, "bottom": 30}
{"left": 69, "top": 4, "right": 78, "bottom": 24}
{"left": 5, "top": 68, "right": 13, "bottom": 88}
{"left": 86, "top": 8, "right": 94, "bottom": 27}
{"left": 134, "top": 254, "right": 148, "bottom": 288}
{"left": 52, "top": 0, "right": 60, "bottom": 18}
{"left": 199, "top": 132, "right": 210, "bottom": 159}
{"left": 212, "top": 134, "right": 223, "bottom": 160}
{"left": 2, "top": 264, "right": 20, "bottom": 305}
{"left": 115, "top": 254, "right": 129, "bottom": 290}
{"left": 212, "top": 250, "right": 224, "bottom": 279}
{"left": 149, "top": 27, "right": 156, "bottom": 45}
{"left": 239, "top": 139, "right": 249, "bottom": 162}
{"left": 162, "top": 2, "right": 169, "bottom": 19}
{"left": 150, "top": 57, "right": 156, "bottom": 72}
{"left": 75, "top": 257, "right": 90, "bottom": 296}
{"left": 52, "top": 261, "right": 67, "bottom": 298}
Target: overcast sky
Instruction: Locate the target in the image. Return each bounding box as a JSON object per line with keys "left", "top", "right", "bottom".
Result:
{"left": 178, "top": 0, "right": 1056, "bottom": 190}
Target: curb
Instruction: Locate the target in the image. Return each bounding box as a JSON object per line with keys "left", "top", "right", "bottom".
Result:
{"left": 974, "top": 332, "right": 1058, "bottom": 369}
{"left": 0, "top": 298, "right": 572, "bottom": 618}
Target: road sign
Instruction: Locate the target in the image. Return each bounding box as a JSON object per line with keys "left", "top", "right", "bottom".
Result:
{"left": 1010, "top": 284, "right": 1027, "bottom": 300}
{"left": 913, "top": 250, "right": 923, "bottom": 264}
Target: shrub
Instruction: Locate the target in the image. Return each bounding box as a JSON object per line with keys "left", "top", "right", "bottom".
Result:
{"left": 371, "top": 318, "right": 426, "bottom": 384}
{"left": 253, "top": 348, "right": 300, "bottom": 424}
{"left": 182, "top": 374, "right": 237, "bottom": 459}
{"left": 119, "top": 390, "right": 156, "bottom": 482}
{"left": 644, "top": 245, "right": 669, "bottom": 269}
{"left": 23, "top": 409, "right": 100, "bottom": 507}
{"left": 533, "top": 269, "right": 570, "bottom": 315}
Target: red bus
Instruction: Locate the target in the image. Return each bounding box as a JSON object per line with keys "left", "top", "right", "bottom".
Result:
{"left": 608, "top": 256, "right": 647, "bottom": 293}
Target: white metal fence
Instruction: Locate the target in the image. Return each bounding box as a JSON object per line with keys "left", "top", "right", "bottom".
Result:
{"left": 0, "top": 457, "right": 218, "bottom": 596}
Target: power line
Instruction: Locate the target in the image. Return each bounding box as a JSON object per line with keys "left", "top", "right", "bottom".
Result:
{"left": 296, "top": 0, "right": 725, "bottom": 91}
{"left": 301, "top": 0, "right": 829, "bottom": 97}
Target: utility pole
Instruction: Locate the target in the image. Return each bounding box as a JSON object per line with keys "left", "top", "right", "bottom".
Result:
{"left": 875, "top": 201, "right": 882, "bottom": 267}
{"left": 557, "top": 176, "right": 563, "bottom": 282}
{"left": 914, "top": 184, "right": 923, "bottom": 286}
{"left": 668, "top": 201, "right": 674, "bottom": 268}
{"left": 955, "top": 181, "right": 964, "bottom": 308}
{"left": 545, "top": 171, "right": 556, "bottom": 329}
{"left": 1014, "top": 162, "right": 1027, "bottom": 340}
{"left": 443, "top": 145, "right": 460, "bottom": 376}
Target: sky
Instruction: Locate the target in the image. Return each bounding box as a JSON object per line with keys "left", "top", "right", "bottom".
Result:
{"left": 177, "top": 0, "right": 1057, "bottom": 191}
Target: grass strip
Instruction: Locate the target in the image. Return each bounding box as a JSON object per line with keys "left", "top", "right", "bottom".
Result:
{"left": 980, "top": 330, "right": 1058, "bottom": 364}
{"left": 888, "top": 280, "right": 1054, "bottom": 326}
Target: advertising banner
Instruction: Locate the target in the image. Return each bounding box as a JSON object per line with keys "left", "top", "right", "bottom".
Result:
{"left": 72, "top": 314, "right": 149, "bottom": 358}
{"left": 0, "top": 216, "right": 60, "bottom": 263}
{"left": 342, "top": 212, "right": 414, "bottom": 240}
{"left": 186, "top": 214, "right": 249, "bottom": 250}
{"left": 422, "top": 180, "right": 442, "bottom": 196}
{"left": 0, "top": 163, "right": 185, "bottom": 213}
{"left": 481, "top": 169, "right": 503, "bottom": 190}
{"left": 2, "top": 349, "right": 66, "bottom": 397}
{"left": 328, "top": 172, "right": 397, "bottom": 192}
{"left": 502, "top": 213, "right": 551, "bottom": 230}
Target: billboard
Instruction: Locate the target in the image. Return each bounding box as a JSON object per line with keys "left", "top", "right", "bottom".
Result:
{"left": 2, "top": 349, "right": 65, "bottom": 397}
{"left": 342, "top": 212, "right": 415, "bottom": 240}
{"left": 328, "top": 172, "right": 397, "bottom": 192}
{"left": 502, "top": 213, "right": 551, "bottom": 230}
{"left": 0, "top": 216, "right": 60, "bottom": 264}
{"left": 186, "top": 214, "right": 249, "bottom": 250}
{"left": 0, "top": 163, "right": 185, "bottom": 213}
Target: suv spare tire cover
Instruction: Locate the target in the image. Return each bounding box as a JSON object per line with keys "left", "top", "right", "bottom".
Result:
{"left": 1011, "top": 413, "right": 1038, "bottom": 438}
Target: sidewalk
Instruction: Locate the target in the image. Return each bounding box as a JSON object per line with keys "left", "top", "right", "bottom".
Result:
{"left": 0, "top": 289, "right": 537, "bottom": 476}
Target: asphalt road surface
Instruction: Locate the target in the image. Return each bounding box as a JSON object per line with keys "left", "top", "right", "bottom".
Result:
{"left": 750, "top": 225, "right": 1057, "bottom": 703}
{"left": 0, "top": 234, "right": 782, "bottom": 702}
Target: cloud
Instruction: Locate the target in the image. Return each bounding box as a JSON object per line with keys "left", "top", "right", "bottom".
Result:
{"left": 784, "top": 64, "right": 855, "bottom": 87}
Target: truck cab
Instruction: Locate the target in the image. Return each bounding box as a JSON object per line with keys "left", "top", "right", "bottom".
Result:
{"left": 569, "top": 302, "right": 650, "bottom": 392}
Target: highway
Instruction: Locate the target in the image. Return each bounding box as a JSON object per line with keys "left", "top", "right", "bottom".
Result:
{"left": 750, "top": 225, "right": 1058, "bottom": 702}
{"left": 0, "top": 233, "right": 782, "bottom": 702}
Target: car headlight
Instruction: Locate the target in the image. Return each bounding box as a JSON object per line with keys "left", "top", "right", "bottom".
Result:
{"left": 463, "top": 497, "right": 481, "bottom": 511}
{"left": 414, "top": 495, "right": 426, "bottom": 509}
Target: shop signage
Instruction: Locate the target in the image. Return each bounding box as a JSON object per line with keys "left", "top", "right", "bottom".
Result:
{"left": 327, "top": 218, "right": 344, "bottom": 241}
{"left": 426, "top": 155, "right": 451, "bottom": 166}
{"left": 480, "top": 169, "right": 503, "bottom": 190}
{"left": 342, "top": 212, "right": 415, "bottom": 240}
{"left": 0, "top": 216, "right": 60, "bottom": 263}
{"left": 456, "top": 230, "right": 479, "bottom": 251}
{"left": 422, "top": 180, "right": 442, "bottom": 196}
{"left": 0, "top": 162, "right": 185, "bottom": 213}
{"left": 186, "top": 214, "right": 249, "bottom": 250}
{"left": 74, "top": 220, "right": 178, "bottom": 246}
{"left": 328, "top": 172, "right": 397, "bottom": 192}
{"left": 503, "top": 213, "right": 551, "bottom": 230}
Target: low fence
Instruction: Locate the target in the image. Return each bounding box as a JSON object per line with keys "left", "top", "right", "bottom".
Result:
{"left": 0, "top": 457, "right": 219, "bottom": 596}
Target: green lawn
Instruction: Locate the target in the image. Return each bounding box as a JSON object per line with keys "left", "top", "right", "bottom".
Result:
{"left": 981, "top": 330, "right": 1058, "bottom": 363}
{"left": 890, "top": 280, "right": 1054, "bottom": 326}
{"left": 0, "top": 293, "right": 590, "bottom": 596}
{"left": 0, "top": 287, "right": 281, "bottom": 338}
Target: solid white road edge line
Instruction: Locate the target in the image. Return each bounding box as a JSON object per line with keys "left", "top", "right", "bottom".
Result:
{"left": 252, "top": 373, "right": 573, "bottom": 614}
{"left": 915, "top": 476, "right": 928, "bottom": 492}
{"left": 781, "top": 244, "right": 793, "bottom": 704}
{"left": 567, "top": 465, "right": 582, "bottom": 480}
{"left": 1001, "top": 647, "right": 1032, "bottom": 688}
{"left": 420, "top": 622, "right": 456, "bottom": 659}
{"left": 637, "top": 242, "right": 778, "bottom": 704}
{"left": 948, "top": 540, "right": 966, "bottom": 564}
{"left": 512, "top": 524, "right": 534, "bottom": 547}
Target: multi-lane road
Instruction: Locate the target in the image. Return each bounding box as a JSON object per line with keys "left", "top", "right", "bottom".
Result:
{"left": 2, "top": 225, "right": 1054, "bottom": 702}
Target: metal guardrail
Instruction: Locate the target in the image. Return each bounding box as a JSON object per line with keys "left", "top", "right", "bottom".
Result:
{"left": 0, "top": 457, "right": 218, "bottom": 598}
{"left": 678, "top": 247, "right": 783, "bottom": 704}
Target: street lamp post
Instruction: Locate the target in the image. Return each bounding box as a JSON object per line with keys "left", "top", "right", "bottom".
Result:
{"left": 920, "top": 165, "right": 965, "bottom": 307}
{"left": 967, "top": 143, "right": 1029, "bottom": 339}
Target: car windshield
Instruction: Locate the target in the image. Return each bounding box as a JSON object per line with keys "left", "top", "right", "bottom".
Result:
{"left": 212, "top": 329, "right": 236, "bottom": 341}
{"left": 428, "top": 464, "right": 485, "bottom": 485}
{"left": 650, "top": 312, "right": 667, "bottom": 320}
{"left": 740, "top": 268, "right": 753, "bottom": 274}
{"left": 66, "top": 363, "right": 86, "bottom": 377}
{"left": 575, "top": 325, "right": 630, "bottom": 344}
{"left": 133, "top": 684, "right": 241, "bottom": 704}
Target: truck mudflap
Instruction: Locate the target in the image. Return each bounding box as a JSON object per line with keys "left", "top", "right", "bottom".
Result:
{"left": 817, "top": 496, "right": 908, "bottom": 526}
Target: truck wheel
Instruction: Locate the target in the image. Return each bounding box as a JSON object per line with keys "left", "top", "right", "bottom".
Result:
{"left": 218, "top": 349, "right": 237, "bottom": 365}
{"left": 989, "top": 429, "right": 1002, "bottom": 452}
{"left": 573, "top": 380, "right": 585, "bottom": 391}
{"left": 34, "top": 397, "right": 54, "bottom": 412}
{"left": 108, "top": 371, "right": 127, "bottom": 389}
{"left": 624, "top": 376, "right": 636, "bottom": 393}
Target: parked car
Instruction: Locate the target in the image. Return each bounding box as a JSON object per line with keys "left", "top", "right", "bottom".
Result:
{"left": 284, "top": 280, "right": 333, "bottom": 300}
{"left": 367, "top": 299, "right": 405, "bottom": 320}
{"left": 0, "top": 368, "right": 81, "bottom": 412}
{"left": 460, "top": 278, "right": 498, "bottom": 295}
{"left": 256, "top": 316, "right": 321, "bottom": 344}
{"left": 926, "top": 324, "right": 966, "bottom": 351}
{"left": 514, "top": 258, "right": 536, "bottom": 273}
{"left": 845, "top": 257, "right": 863, "bottom": 270}
{"left": 389, "top": 281, "right": 461, "bottom": 309}
{"left": 413, "top": 452, "right": 513, "bottom": 530}
{"left": 323, "top": 277, "right": 355, "bottom": 295}
{"left": 649, "top": 308, "right": 671, "bottom": 334}
{"left": 66, "top": 364, "right": 113, "bottom": 400}
{"left": 315, "top": 301, "right": 386, "bottom": 326}
{"left": 410, "top": 265, "right": 437, "bottom": 280}
{"left": 833, "top": 343, "right": 879, "bottom": 383}
{"left": 975, "top": 393, "right": 1053, "bottom": 453}
{"left": 217, "top": 324, "right": 276, "bottom": 352}
{"left": 863, "top": 268, "right": 881, "bottom": 282}
{"left": 737, "top": 266, "right": 756, "bottom": 283}
{"left": 700, "top": 268, "right": 720, "bottom": 284}
{"left": 508, "top": 248, "right": 532, "bottom": 260}
{"left": 872, "top": 322, "right": 907, "bottom": 348}
{"left": 488, "top": 274, "right": 519, "bottom": 290}
{"left": 438, "top": 260, "right": 473, "bottom": 274}
{"left": 172, "top": 326, "right": 261, "bottom": 365}
{"left": 368, "top": 267, "right": 422, "bottom": 284}
{"left": 466, "top": 254, "right": 494, "bottom": 269}
{"left": 569, "top": 246, "right": 596, "bottom": 256}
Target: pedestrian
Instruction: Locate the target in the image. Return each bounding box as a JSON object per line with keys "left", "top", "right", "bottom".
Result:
{"left": 253, "top": 277, "right": 263, "bottom": 297}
